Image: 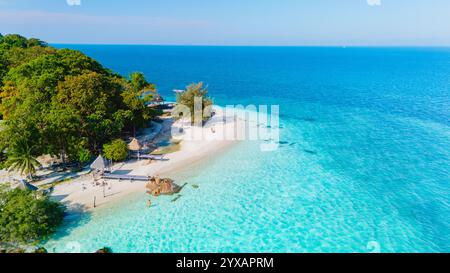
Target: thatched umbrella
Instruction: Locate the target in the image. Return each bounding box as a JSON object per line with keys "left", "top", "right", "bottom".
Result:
{"left": 128, "top": 138, "right": 142, "bottom": 160}
{"left": 90, "top": 155, "right": 109, "bottom": 172}
{"left": 128, "top": 138, "right": 142, "bottom": 151}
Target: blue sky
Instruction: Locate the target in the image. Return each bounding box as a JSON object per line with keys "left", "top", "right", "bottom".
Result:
{"left": 1, "top": 0, "right": 450, "bottom": 45}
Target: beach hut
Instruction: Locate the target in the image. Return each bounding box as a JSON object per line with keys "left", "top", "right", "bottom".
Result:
{"left": 128, "top": 138, "right": 142, "bottom": 160}
{"left": 90, "top": 155, "right": 109, "bottom": 173}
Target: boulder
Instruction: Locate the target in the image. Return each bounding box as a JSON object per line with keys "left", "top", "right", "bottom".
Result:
{"left": 146, "top": 176, "right": 181, "bottom": 196}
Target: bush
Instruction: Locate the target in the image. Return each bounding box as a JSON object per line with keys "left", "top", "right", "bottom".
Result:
{"left": 77, "top": 148, "right": 91, "bottom": 167}
{"left": 0, "top": 186, "right": 65, "bottom": 245}
{"left": 103, "top": 139, "right": 128, "bottom": 162}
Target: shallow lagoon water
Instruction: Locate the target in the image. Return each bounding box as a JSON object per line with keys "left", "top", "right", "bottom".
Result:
{"left": 46, "top": 46, "right": 450, "bottom": 252}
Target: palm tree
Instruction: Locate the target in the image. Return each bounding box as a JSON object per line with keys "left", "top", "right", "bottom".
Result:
{"left": 5, "top": 140, "right": 41, "bottom": 181}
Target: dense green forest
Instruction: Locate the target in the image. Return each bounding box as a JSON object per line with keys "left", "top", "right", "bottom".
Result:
{"left": 0, "top": 184, "right": 65, "bottom": 247}
{"left": 0, "top": 34, "right": 161, "bottom": 173}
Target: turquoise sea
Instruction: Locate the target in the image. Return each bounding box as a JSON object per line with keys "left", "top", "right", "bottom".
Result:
{"left": 46, "top": 46, "right": 450, "bottom": 253}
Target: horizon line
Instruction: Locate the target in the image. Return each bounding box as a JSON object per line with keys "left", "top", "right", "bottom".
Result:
{"left": 50, "top": 43, "right": 450, "bottom": 48}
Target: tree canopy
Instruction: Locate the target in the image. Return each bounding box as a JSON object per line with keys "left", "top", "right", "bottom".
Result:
{"left": 5, "top": 139, "right": 41, "bottom": 180}
{"left": 0, "top": 34, "right": 161, "bottom": 171}
{"left": 103, "top": 139, "right": 128, "bottom": 162}
{"left": 0, "top": 185, "right": 65, "bottom": 245}
{"left": 174, "top": 82, "right": 213, "bottom": 124}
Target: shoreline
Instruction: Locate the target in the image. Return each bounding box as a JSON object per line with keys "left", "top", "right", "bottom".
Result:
{"left": 49, "top": 107, "right": 241, "bottom": 213}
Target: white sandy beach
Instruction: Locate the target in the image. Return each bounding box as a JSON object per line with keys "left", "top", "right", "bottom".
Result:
{"left": 43, "top": 107, "right": 241, "bottom": 211}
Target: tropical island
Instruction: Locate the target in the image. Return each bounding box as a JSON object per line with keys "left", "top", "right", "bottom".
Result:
{"left": 0, "top": 34, "right": 238, "bottom": 253}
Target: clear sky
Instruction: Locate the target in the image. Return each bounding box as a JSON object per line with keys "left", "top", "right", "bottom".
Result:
{"left": 1, "top": 0, "right": 450, "bottom": 45}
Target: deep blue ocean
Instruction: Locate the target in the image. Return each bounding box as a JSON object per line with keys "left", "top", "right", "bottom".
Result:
{"left": 47, "top": 45, "right": 450, "bottom": 253}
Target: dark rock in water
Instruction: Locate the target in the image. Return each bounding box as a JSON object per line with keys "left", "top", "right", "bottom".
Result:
{"left": 171, "top": 195, "right": 182, "bottom": 202}
{"left": 303, "top": 149, "right": 317, "bottom": 155}
{"left": 96, "top": 247, "right": 112, "bottom": 253}
{"left": 34, "top": 247, "right": 48, "bottom": 254}
{"left": 146, "top": 177, "right": 181, "bottom": 196}
{"left": 278, "top": 141, "right": 289, "bottom": 145}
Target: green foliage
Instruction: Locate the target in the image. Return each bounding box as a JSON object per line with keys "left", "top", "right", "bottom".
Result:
{"left": 103, "top": 139, "right": 128, "bottom": 162}
{"left": 130, "top": 72, "right": 149, "bottom": 92}
{"left": 0, "top": 34, "right": 162, "bottom": 167}
{"left": 3, "top": 46, "right": 56, "bottom": 69}
{"left": 5, "top": 139, "right": 41, "bottom": 180}
{"left": 77, "top": 148, "right": 91, "bottom": 166}
{"left": 121, "top": 72, "right": 158, "bottom": 135}
{"left": 40, "top": 107, "right": 81, "bottom": 167}
{"left": 27, "top": 38, "right": 47, "bottom": 48}
{"left": 56, "top": 72, "right": 121, "bottom": 116}
{"left": 174, "top": 82, "right": 213, "bottom": 123}
{"left": 0, "top": 35, "right": 50, "bottom": 85}
{"left": 0, "top": 34, "right": 29, "bottom": 49}
{"left": 0, "top": 49, "right": 7, "bottom": 87}
{"left": 0, "top": 186, "right": 65, "bottom": 245}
